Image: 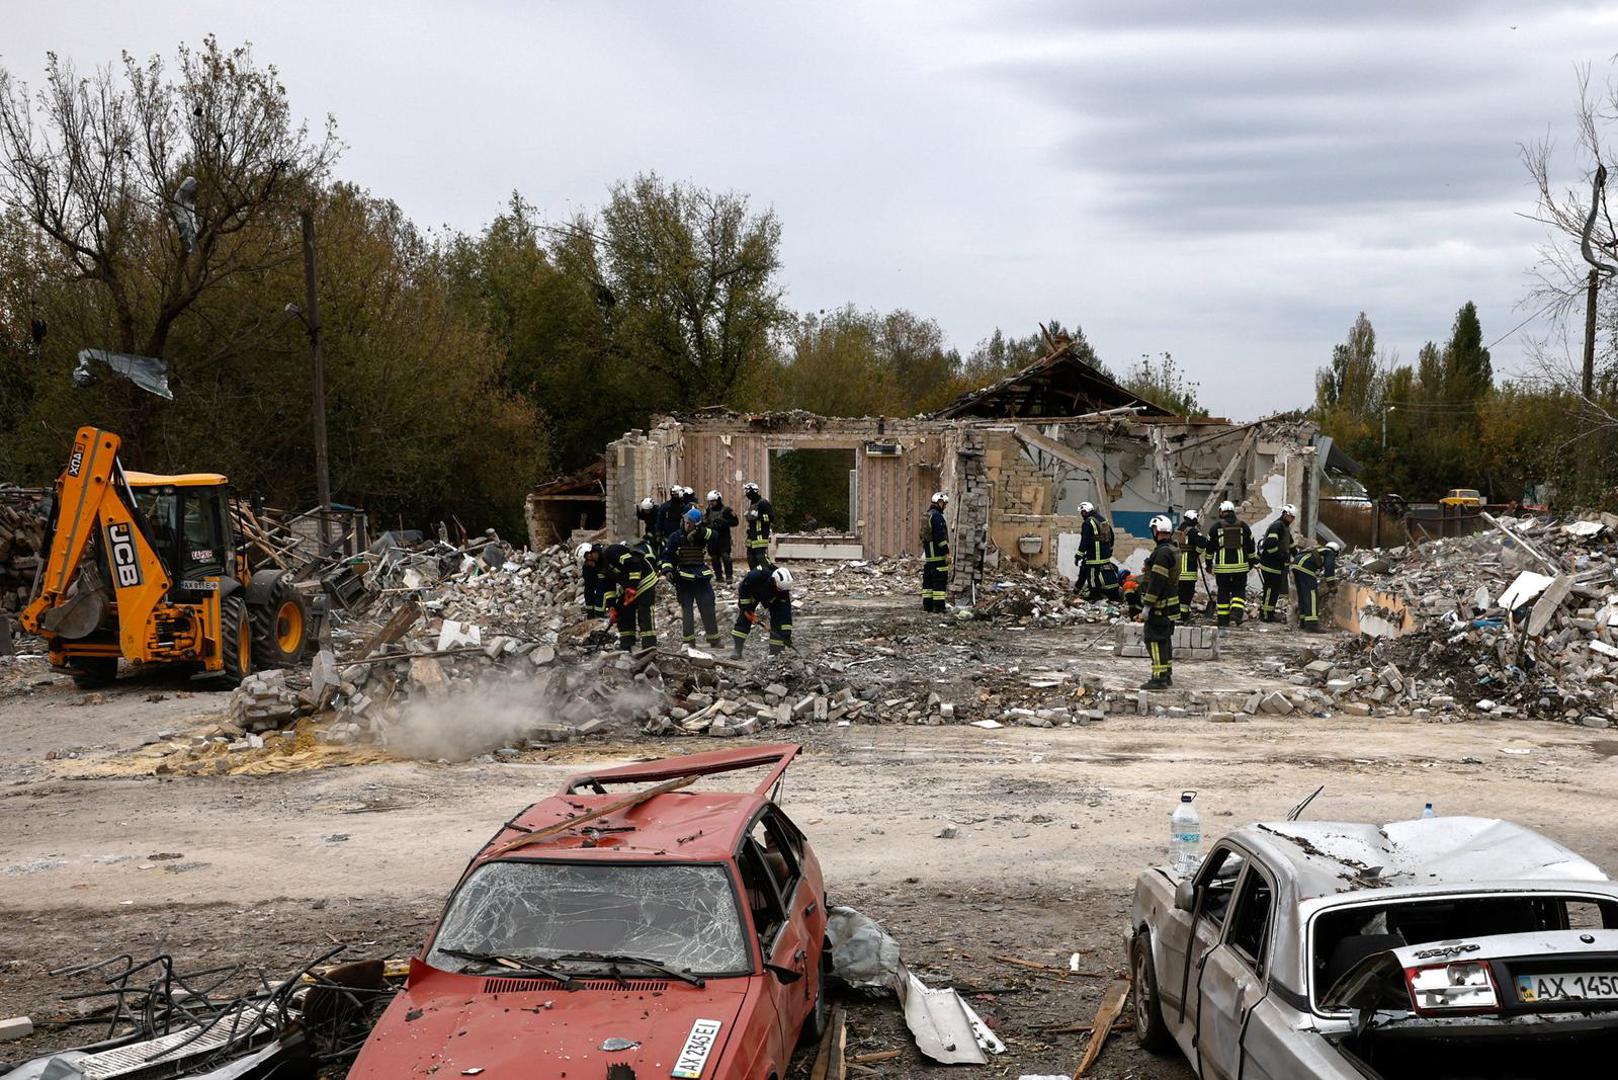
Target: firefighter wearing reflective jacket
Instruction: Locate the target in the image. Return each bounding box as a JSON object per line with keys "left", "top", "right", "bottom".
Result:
{"left": 743, "top": 481, "right": 774, "bottom": 570}
{"left": 1258, "top": 503, "right": 1297, "bottom": 623}
{"left": 1208, "top": 500, "right": 1255, "bottom": 626}
{"left": 1291, "top": 540, "right": 1340, "bottom": 633}
{"left": 579, "top": 542, "right": 658, "bottom": 650}
{"left": 1139, "top": 515, "right": 1180, "bottom": 690}
{"left": 1174, "top": 509, "right": 1206, "bottom": 623}
{"left": 922, "top": 491, "right": 952, "bottom": 613}
{"left": 733, "top": 565, "right": 794, "bottom": 657}
{"left": 661, "top": 508, "right": 722, "bottom": 647}
{"left": 704, "top": 489, "right": 739, "bottom": 583}
{"left": 1077, "top": 503, "right": 1122, "bottom": 603}
{"left": 582, "top": 561, "right": 610, "bottom": 620}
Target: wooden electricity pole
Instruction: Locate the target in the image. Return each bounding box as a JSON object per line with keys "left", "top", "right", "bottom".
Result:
{"left": 300, "top": 208, "right": 334, "bottom": 548}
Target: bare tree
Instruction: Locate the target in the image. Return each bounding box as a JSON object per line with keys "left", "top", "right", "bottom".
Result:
{"left": 0, "top": 36, "right": 340, "bottom": 360}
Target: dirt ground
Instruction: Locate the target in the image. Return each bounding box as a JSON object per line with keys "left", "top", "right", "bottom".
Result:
{"left": 5, "top": 595, "right": 1618, "bottom": 1079}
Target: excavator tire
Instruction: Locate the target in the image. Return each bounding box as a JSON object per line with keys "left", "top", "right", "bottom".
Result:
{"left": 68, "top": 656, "right": 118, "bottom": 690}
{"left": 249, "top": 574, "right": 309, "bottom": 668}
{"left": 220, "top": 592, "right": 251, "bottom": 687}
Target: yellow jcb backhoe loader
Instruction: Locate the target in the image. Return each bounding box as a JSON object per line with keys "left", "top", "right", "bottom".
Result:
{"left": 19, "top": 426, "right": 311, "bottom": 688}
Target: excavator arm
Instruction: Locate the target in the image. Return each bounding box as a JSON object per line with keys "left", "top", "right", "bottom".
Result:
{"left": 20, "top": 427, "right": 175, "bottom": 659}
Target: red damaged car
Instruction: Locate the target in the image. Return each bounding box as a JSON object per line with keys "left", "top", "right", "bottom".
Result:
{"left": 350, "top": 744, "right": 829, "bottom": 1080}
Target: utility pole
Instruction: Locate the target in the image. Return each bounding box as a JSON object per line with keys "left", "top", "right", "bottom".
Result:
{"left": 1382, "top": 405, "right": 1395, "bottom": 450}
{"left": 300, "top": 208, "right": 333, "bottom": 548}
{"left": 1584, "top": 267, "right": 1599, "bottom": 400}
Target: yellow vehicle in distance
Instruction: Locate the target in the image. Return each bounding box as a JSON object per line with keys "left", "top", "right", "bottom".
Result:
{"left": 1439, "top": 488, "right": 1484, "bottom": 507}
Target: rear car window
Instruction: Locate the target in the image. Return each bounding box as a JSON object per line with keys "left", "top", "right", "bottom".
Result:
{"left": 1312, "top": 894, "right": 1618, "bottom": 1005}
{"left": 429, "top": 860, "right": 750, "bottom": 976}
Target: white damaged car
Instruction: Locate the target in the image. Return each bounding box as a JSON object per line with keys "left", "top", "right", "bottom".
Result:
{"left": 1127, "top": 816, "right": 1618, "bottom": 1078}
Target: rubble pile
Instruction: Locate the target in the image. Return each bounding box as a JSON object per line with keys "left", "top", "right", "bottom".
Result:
{"left": 1314, "top": 512, "right": 1618, "bottom": 724}
{"left": 968, "top": 567, "right": 1116, "bottom": 626}
{"left": 0, "top": 486, "right": 47, "bottom": 616}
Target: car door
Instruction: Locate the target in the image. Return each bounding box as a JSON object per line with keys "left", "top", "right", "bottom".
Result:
{"left": 1197, "top": 859, "right": 1275, "bottom": 1080}
{"left": 738, "top": 831, "right": 800, "bottom": 1071}
{"left": 751, "top": 811, "right": 815, "bottom": 1049}
{"left": 1169, "top": 846, "right": 1246, "bottom": 1035}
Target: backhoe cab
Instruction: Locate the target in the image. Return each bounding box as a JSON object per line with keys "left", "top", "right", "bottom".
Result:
{"left": 20, "top": 427, "right": 311, "bottom": 688}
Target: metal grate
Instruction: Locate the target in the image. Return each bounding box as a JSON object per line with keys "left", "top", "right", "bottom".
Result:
{"left": 78, "top": 1008, "right": 269, "bottom": 1079}
{"left": 483, "top": 978, "right": 668, "bottom": 993}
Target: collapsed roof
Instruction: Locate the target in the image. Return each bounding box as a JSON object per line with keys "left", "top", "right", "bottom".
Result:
{"left": 933, "top": 340, "right": 1174, "bottom": 420}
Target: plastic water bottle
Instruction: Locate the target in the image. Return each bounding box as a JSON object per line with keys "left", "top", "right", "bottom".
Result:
{"left": 1422, "top": 802, "right": 1436, "bottom": 819}
{"left": 1171, "top": 791, "right": 1201, "bottom": 877}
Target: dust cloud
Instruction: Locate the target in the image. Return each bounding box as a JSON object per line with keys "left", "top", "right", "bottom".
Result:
{"left": 383, "top": 670, "right": 658, "bottom": 760}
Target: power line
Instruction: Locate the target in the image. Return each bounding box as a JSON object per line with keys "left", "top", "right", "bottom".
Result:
{"left": 1484, "top": 295, "right": 1564, "bottom": 351}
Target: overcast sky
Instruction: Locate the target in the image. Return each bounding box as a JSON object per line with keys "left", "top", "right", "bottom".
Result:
{"left": 6, "top": 1, "right": 1612, "bottom": 418}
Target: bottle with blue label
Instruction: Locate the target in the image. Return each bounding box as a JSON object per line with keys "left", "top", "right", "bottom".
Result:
{"left": 1171, "top": 791, "right": 1201, "bottom": 877}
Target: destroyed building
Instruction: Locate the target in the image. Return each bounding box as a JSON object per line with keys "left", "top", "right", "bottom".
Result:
{"left": 534, "top": 343, "right": 1336, "bottom": 598}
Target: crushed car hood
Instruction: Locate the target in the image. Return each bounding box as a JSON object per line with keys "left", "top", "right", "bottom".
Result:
{"left": 349, "top": 963, "right": 751, "bottom": 1078}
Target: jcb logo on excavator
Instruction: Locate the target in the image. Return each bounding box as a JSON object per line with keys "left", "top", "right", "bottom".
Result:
{"left": 68, "top": 448, "right": 85, "bottom": 477}
{"left": 106, "top": 523, "right": 142, "bottom": 588}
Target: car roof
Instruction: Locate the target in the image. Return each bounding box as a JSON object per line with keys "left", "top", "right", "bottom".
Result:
{"left": 1228, "top": 816, "right": 1608, "bottom": 900}
{"left": 470, "top": 744, "right": 802, "bottom": 868}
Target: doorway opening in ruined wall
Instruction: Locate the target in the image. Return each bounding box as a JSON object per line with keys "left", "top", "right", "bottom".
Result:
{"left": 768, "top": 448, "right": 856, "bottom": 534}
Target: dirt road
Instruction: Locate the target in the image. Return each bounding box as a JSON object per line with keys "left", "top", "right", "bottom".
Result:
{"left": 4, "top": 607, "right": 1617, "bottom": 1078}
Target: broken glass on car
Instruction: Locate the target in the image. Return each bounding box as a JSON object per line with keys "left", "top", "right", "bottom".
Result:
{"left": 428, "top": 861, "right": 750, "bottom": 977}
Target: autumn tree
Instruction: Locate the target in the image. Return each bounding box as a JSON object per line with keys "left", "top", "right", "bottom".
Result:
{"left": 1120, "top": 352, "right": 1205, "bottom": 417}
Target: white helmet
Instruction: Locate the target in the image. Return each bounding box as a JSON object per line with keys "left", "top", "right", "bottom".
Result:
{"left": 677, "top": 485, "right": 692, "bottom": 498}
{"left": 771, "top": 566, "right": 794, "bottom": 591}
{"left": 1281, "top": 503, "right": 1298, "bottom": 518}
{"left": 1219, "top": 500, "right": 1236, "bottom": 514}
{"left": 1150, "top": 514, "right": 1174, "bottom": 537}
{"left": 1182, "top": 509, "right": 1199, "bottom": 522}
{"left": 575, "top": 542, "right": 594, "bottom": 565}
{"left": 1078, "top": 501, "right": 1096, "bottom": 514}
{"left": 638, "top": 497, "right": 655, "bottom": 512}
{"left": 743, "top": 481, "right": 760, "bottom": 496}
{"left": 1326, "top": 540, "right": 1343, "bottom": 553}
{"left": 932, "top": 490, "right": 949, "bottom": 504}
{"left": 706, "top": 489, "right": 721, "bottom": 502}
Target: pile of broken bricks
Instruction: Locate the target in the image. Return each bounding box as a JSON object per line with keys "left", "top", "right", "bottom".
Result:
{"left": 1310, "top": 510, "right": 1618, "bottom": 726}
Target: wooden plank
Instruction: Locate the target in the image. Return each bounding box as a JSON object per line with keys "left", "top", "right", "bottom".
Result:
{"left": 810, "top": 1004, "right": 846, "bottom": 1080}
{"left": 1199, "top": 427, "right": 1260, "bottom": 521}
{"left": 1071, "top": 979, "right": 1130, "bottom": 1079}
{"left": 357, "top": 600, "right": 422, "bottom": 658}
{"left": 486, "top": 774, "right": 699, "bottom": 858}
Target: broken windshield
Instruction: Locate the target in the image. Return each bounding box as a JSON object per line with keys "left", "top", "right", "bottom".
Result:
{"left": 428, "top": 861, "right": 751, "bottom": 976}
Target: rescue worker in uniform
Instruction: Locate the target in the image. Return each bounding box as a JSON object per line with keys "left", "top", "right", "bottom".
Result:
{"left": 1139, "top": 515, "right": 1180, "bottom": 690}
{"left": 1258, "top": 503, "right": 1297, "bottom": 623}
{"left": 1208, "top": 500, "right": 1254, "bottom": 626}
{"left": 1174, "top": 509, "right": 1206, "bottom": 623}
{"left": 743, "top": 481, "right": 774, "bottom": 570}
{"left": 1077, "top": 502, "right": 1122, "bottom": 603}
{"left": 922, "top": 491, "right": 952, "bottom": 613}
{"left": 704, "top": 489, "right": 739, "bottom": 583}
{"left": 582, "top": 560, "right": 611, "bottom": 620}
{"left": 579, "top": 541, "right": 659, "bottom": 650}
{"left": 656, "top": 486, "right": 687, "bottom": 540}
{"left": 733, "top": 565, "right": 794, "bottom": 657}
{"left": 634, "top": 496, "right": 660, "bottom": 550}
{"left": 1291, "top": 540, "right": 1342, "bottom": 633}
{"left": 661, "top": 507, "right": 722, "bottom": 647}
